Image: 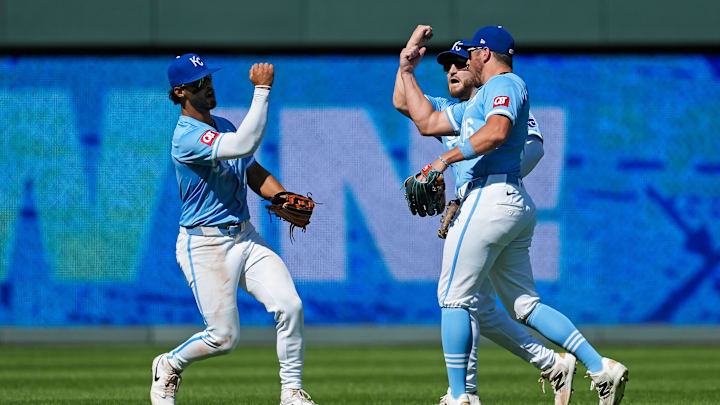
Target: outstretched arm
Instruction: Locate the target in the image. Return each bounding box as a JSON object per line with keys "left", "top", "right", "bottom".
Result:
{"left": 214, "top": 63, "right": 274, "bottom": 160}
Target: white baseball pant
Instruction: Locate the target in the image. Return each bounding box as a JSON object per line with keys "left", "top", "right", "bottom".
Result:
{"left": 166, "top": 222, "right": 305, "bottom": 390}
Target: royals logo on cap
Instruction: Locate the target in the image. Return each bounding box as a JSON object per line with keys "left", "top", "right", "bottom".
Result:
{"left": 168, "top": 53, "right": 221, "bottom": 88}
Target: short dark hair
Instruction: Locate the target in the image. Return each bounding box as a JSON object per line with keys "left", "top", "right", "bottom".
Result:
{"left": 169, "top": 89, "right": 183, "bottom": 105}
{"left": 491, "top": 51, "right": 513, "bottom": 69}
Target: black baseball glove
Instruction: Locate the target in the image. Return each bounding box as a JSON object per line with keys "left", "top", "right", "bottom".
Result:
{"left": 403, "top": 164, "right": 446, "bottom": 217}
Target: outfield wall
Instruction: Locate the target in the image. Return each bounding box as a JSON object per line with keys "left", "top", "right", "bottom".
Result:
{"left": 1, "top": 54, "right": 720, "bottom": 328}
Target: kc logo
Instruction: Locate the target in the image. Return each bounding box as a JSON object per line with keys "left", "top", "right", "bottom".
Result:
{"left": 200, "top": 130, "right": 219, "bottom": 146}
{"left": 452, "top": 41, "right": 462, "bottom": 52}
{"left": 493, "top": 96, "right": 510, "bottom": 107}
{"left": 189, "top": 56, "right": 204, "bottom": 67}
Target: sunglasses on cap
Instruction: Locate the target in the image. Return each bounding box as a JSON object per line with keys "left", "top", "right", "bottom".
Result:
{"left": 442, "top": 60, "right": 469, "bottom": 73}
{"left": 465, "top": 46, "right": 489, "bottom": 59}
{"left": 179, "top": 74, "right": 212, "bottom": 90}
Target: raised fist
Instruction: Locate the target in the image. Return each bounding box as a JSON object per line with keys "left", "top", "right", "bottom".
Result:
{"left": 407, "top": 25, "right": 433, "bottom": 47}
{"left": 249, "top": 63, "right": 274, "bottom": 87}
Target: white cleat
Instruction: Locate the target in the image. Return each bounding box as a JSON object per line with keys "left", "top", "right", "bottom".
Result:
{"left": 436, "top": 388, "right": 472, "bottom": 405}
{"left": 587, "top": 357, "right": 629, "bottom": 405}
{"left": 150, "top": 354, "right": 182, "bottom": 405}
{"left": 539, "top": 352, "right": 577, "bottom": 405}
{"left": 280, "top": 388, "right": 318, "bottom": 405}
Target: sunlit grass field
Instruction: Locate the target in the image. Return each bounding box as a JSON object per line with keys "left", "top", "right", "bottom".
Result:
{"left": 0, "top": 344, "right": 718, "bottom": 404}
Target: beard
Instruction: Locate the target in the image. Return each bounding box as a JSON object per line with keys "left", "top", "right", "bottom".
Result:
{"left": 188, "top": 92, "right": 216, "bottom": 112}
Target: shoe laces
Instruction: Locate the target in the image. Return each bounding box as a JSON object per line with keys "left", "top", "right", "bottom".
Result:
{"left": 163, "top": 372, "right": 181, "bottom": 398}
{"left": 538, "top": 376, "right": 547, "bottom": 394}
{"left": 585, "top": 373, "right": 611, "bottom": 398}
{"left": 586, "top": 373, "right": 596, "bottom": 391}
{"left": 538, "top": 368, "right": 563, "bottom": 394}
{"left": 290, "top": 389, "right": 316, "bottom": 404}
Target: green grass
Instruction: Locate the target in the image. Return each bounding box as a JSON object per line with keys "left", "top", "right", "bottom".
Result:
{"left": 0, "top": 344, "right": 719, "bottom": 404}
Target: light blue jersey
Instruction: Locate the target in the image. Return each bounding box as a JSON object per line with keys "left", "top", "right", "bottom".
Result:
{"left": 443, "top": 73, "right": 529, "bottom": 189}
{"left": 426, "top": 84, "right": 538, "bottom": 192}
{"left": 171, "top": 115, "right": 255, "bottom": 227}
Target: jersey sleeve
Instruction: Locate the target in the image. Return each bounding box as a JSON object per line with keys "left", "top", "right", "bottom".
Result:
{"left": 425, "top": 94, "right": 453, "bottom": 112}
{"left": 482, "top": 76, "right": 526, "bottom": 125}
{"left": 172, "top": 127, "right": 223, "bottom": 166}
{"left": 527, "top": 110, "right": 543, "bottom": 142}
{"left": 445, "top": 99, "right": 469, "bottom": 134}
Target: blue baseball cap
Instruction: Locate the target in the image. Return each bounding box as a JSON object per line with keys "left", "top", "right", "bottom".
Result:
{"left": 458, "top": 26, "right": 515, "bottom": 55}
{"left": 436, "top": 41, "right": 469, "bottom": 66}
{"left": 168, "top": 53, "right": 221, "bottom": 88}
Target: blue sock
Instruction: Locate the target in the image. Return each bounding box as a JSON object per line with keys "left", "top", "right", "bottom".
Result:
{"left": 441, "top": 308, "right": 472, "bottom": 399}
{"left": 526, "top": 303, "right": 603, "bottom": 373}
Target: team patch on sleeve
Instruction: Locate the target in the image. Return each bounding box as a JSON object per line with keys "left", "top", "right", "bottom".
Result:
{"left": 493, "top": 96, "right": 510, "bottom": 107}
{"left": 200, "top": 130, "right": 220, "bottom": 146}
{"left": 528, "top": 116, "right": 537, "bottom": 128}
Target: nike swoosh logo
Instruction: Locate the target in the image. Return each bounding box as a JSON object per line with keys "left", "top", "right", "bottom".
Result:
{"left": 154, "top": 359, "right": 161, "bottom": 382}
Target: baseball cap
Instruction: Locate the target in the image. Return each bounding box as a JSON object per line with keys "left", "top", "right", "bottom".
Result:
{"left": 168, "top": 53, "right": 221, "bottom": 88}
{"left": 458, "top": 26, "right": 514, "bottom": 55}
{"left": 436, "top": 41, "right": 469, "bottom": 66}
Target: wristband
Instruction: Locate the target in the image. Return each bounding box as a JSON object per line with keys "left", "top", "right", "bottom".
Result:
{"left": 438, "top": 156, "right": 450, "bottom": 167}
{"left": 255, "top": 85, "right": 272, "bottom": 90}
{"left": 458, "top": 141, "right": 478, "bottom": 160}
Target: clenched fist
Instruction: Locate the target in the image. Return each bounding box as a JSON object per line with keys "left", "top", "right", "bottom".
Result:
{"left": 406, "top": 25, "right": 433, "bottom": 47}
{"left": 249, "top": 63, "right": 274, "bottom": 87}
{"left": 399, "top": 46, "right": 426, "bottom": 73}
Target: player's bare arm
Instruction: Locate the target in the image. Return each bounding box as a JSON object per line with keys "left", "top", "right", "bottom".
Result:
{"left": 399, "top": 46, "right": 454, "bottom": 136}
{"left": 432, "top": 114, "right": 512, "bottom": 171}
{"left": 247, "top": 162, "right": 286, "bottom": 200}
{"left": 214, "top": 63, "right": 275, "bottom": 160}
{"left": 393, "top": 25, "right": 434, "bottom": 116}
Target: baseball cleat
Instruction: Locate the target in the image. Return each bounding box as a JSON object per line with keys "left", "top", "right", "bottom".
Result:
{"left": 437, "top": 387, "right": 482, "bottom": 405}
{"left": 150, "top": 354, "right": 182, "bottom": 405}
{"left": 587, "top": 357, "right": 629, "bottom": 405}
{"left": 280, "top": 388, "right": 318, "bottom": 405}
{"left": 538, "top": 352, "right": 576, "bottom": 405}
{"left": 438, "top": 388, "right": 470, "bottom": 405}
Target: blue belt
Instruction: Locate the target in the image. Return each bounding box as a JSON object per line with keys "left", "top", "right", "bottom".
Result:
{"left": 458, "top": 173, "right": 522, "bottom": 202}
{"left": 466, "top": 173, "right": 520, "bottom": 190}
{"left": 181, "top": 222, "right": 247, "bottom": 237}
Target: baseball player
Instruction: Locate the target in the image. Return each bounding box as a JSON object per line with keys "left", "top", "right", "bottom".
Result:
{"left": 393, "top": 26, "right": 572, "bottom": 405}
{"left": 399, "top": 27, "right": 628, "bottom": 405}
{"left": 150, "top": 53, "right": 317, "bottom": 405}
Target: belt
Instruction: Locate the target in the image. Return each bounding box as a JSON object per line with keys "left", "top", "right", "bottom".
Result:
{"left": 457, "top": 173, "right": 522, "bottom": 201}
{"left": 180, "top": 221, "right": 248, "bottom": 237}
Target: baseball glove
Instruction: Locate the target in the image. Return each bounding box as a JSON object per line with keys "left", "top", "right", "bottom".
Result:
{"left": 403, "top": 164, "right": 446, "bottom": 217}
{"left": 438, "top": 199, "right": 461, "bottom": 239}
{"left": 265, "top": 192, "right": 315, "bottom": 240}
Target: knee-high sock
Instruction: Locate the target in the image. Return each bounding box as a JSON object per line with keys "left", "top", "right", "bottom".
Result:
{"left": 442, "top": 308, "right": 472, "bottom": 399}
{"left": 526, "top": 303, "right": 603, "bottom": 373}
